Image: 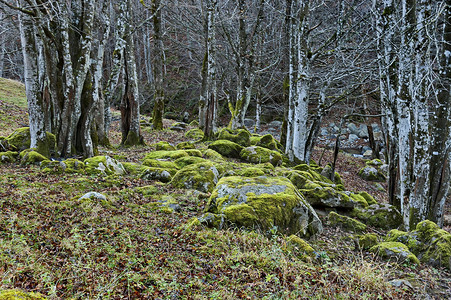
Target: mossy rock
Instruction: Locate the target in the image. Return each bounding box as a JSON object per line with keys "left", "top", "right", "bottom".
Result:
{"left": 84, "top": 155, "right": 125, "bottom": 176}
{"left": 202, "top": 149, "right": 225, "bottom": 161}
{"left": 286, "top": 235, "right": 315, "bottom": 256}
{"left": 358, "top": 233, "right": 380, "bottom": 250}
{"left": 0, "top": 289, "right": 47, "bottom": 299}
{"left": 189, "top": 120, "right": 199, "bottom": 127}
{"left": 197, "top": 212, "right": 224, "bottom": 228}
{"left": 351, "top": 204, "right": 403, "bottom": 230}
{"left": 358, "top": 165, "right": 386, "bottom": 182}
{"left": 216, "top": 128, "right": 251, "bottom": 147}
{"left": 300, "top": 184, "right": 361, "bottom": 209}
{"left": 385, "top": 229, "right": 420, "bottom": 251}
{"left": 176, "top": 141, "right": 195, "bottom": 150}
{"left": 240, "top": 146, "right": 282, "bottom": 166}
{"left": 349, "top": 193, "right": 370, "bottom": 208}
{"left": 288, "top": 171, "right": 315, "bottom": 189}
{"left": 122, "top": 162, "right": 152, "bottom": 176}
{"left": 413, "top": 221, "right": 451, "bottom": 269}
{"left": 328, "top": 211, "right": 367, "bottom": 232}
{"left": 5, "top": 127, "right": 56, "bottom": 156}
{"left": 135, "top": 185, "right": 160, "bottom": 196}
{"left": 174, "top": 156, "right": 207, "bottom": 168}
{"left": 366, "top": 159, "right": 383, "bottom": 166}
{"left": 254, "top": 134, "right": 281, "bottom": 151}
{"left": 156, "top": 195, "right": 180, "bottom": 213}
{"left": 41, "top": 158, "right": 85, "bottom": 174}
{"left": 142, "top": 159, "right": 179, "bottom": 170}
{"left": 0, "top": 151, "right": 18, "bottom": 163}
{"left": 170, "top": 162, "right": 222, "bottom": 193}
{"left": 20, "top": 149, "right": 48, "bottom": 165}
{"left": 205, "top": 176, "right": 323, "bottom": 238}
{"left": 185, "top": 149, "right": 203, "bottom": 157}
{"left": 185, "top": 128, "right": 204, "bottom": 140}
{"left": 208, "top": 140, "right": 243, "bottom": 159}
{"left": 293, "top": 164, "right": 334, "bottom": 185}
{"left": 140, "top": 167, "right": 176, "bottom": 183}
{"left": 320, "top": 164, "right": 343, "bottom": 185}
{"left": 358, "top": 191, "right": 377, "bottom": 206}
{"left": 143, "top": 150, "right": 189, "bottom": 161}
{"left": 234, "top": 167, "right": 266, "bottom": 177}
{"left": 370, "top": 242, "right": 420, "bottom": 265}
{"left": 155, "top": 141, "right": 176, "bottom": 151}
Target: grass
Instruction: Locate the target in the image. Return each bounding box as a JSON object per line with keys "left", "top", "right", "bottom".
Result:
{"left": 0, "top": 77, "right": 449, "bottom": 299}
{"left": 0, "top": 78, "right": 28, "bottom": 137}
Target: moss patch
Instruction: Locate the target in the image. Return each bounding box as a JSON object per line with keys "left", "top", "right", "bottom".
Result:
{"left": 240, "top": 146, "right": 282, "bottom": 166}
{"left": 142, "top": 159, "right": 179, "bottom": 170}
{"left": 185, "top": 128, "right": 204, "bottom": 140}
{"left": 155, "top": 141, "right": 175, "bottom": 151}
{"left": 216, "top": 128, "right": 251, "bottom": 147}
{"left": 328, "top": 211, "right": 367, "bottom": 232}
{"left": 351, "top": 204, "right": 403, "bottom": 230}
{"left": 20, "top": 149, "right": 48, "bottom": 165}
{"left": 370, "top": 242, "right": 420, "bottom": 265}
{"left": 170, "top": 162, "right": 222, "bottom": 193}
{"left": 208, "top": 140, "right": 243, "bottom": 159}
{"left": 0, "top": 151, "right": 18, "bottom": 163}
{"left": 143, "top": 150, "right": 189, "bottom": 161}
{"left": 0, "top": 289, "right": 47, "bottom": 299}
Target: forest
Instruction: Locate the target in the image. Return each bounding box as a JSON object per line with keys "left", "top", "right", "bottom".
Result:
{"left": 0, "top": 0, "right": 450, "bottom": 299}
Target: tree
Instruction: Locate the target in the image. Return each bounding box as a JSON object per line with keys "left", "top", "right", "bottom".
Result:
{"left": 152, "top": 0, "right": 165, "bottom": 130}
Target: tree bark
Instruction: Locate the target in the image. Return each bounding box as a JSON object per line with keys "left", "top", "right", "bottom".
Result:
{"left": 152, "top": 0, "right": 165, "bottom": 130}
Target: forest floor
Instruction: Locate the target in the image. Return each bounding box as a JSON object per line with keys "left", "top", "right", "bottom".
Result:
{"left": 0, "top": 77, "right": 450, "bottom": 299}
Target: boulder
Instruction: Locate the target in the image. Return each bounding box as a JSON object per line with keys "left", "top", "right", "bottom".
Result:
{"left": 185, "top": 128, "right": 204, "bottom": 140}
{"left": 170, "top": 162, "right": 223, "bottom": 193}
{"left": 370, "top": 242, "right": 420, "bottom": 265}
{"left": 140, "top": 167, "right": 176, "bottom": 183}
{"left": 328, "top": 212, "right": 367, "bottom": 232}
{"left": 358, "top": 165, "right": 386, "bottom": 182}
{"left": 240, "top": 146, "right": 282, "bottom": 166}
{"left": 79, "top": 192, "right": 107, "bottom": 201}
{"left": 385, "top": 220, "right": 451, "bottom": 269}
{"left": 0, "top": 151, "right": 18, "bottom": 163}
{"left": 202, "top": 149, "right": 225, "bottom": 161}
{"left": 155, "top": 141, "right": 175, "bottom": 151}
{"left": 358, "top": 233, "right": 380, "bottom": 250}
{"left": 84, "top": 155, "right": 125, "bottom": 176}
{"left": 216, "top": 128, "right": 251, "bottom": 147}
{"left": 176, "top": 141, "right": 195, "bottom": 150}
{"left": 351, "top": 203, "right": 402, "bottom": 230}
{"left": 4, "top": 127, "right": 56, "bottom": 156}
{"left": 254, "top": 134, "right": 281, "bottom": 151}
{"left": 143, "top": 150, "right": 189, "bottom": 161}
{"left": 300, "top": 183, "right": 366, "bottom": 209}
{"left": 142, "top": 159, "right": 179, "bottom": 170}
{"left": 174, "top": 156, "right": 207, "bottom": 168}
{"left": 208, "top": 140, "right": 243, "bottom": 159}
{"left": 205, "top": 176, "right": 323, "bottom": 238}
{"left": 41, "top": 158, "right": 85, "bottom": 174}
{"left": 20, "top": 149, "right": 48, "bottom": 165}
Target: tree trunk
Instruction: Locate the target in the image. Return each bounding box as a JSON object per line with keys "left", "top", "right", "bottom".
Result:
{"left": 152, "top": 0, "right": 165, "bottom": 130}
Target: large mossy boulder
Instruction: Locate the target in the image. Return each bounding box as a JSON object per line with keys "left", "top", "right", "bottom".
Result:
{"left": 143, "top": 150, "right": 189, "bottom": 161}
{"left": 155, "top": 141, "right": 175, "bottom": 151}
{"left": 4, "top": 127, "right": 56, "bottom": 156}
{"left": 240, "top": 146, "right": 282, "bottom": 166}
{"left": 208, "top": 140, "right": 243, "bottom": 159}
{"left": 140, "top": 167, "right": 176, "bottom": 183}
{"left": 351, "top": 204, "right": 403, "bottom": 230}
{"left": 142, "top": 159, "right": 179, "bottom": 170}
{"left": 170, "top": 162, "right": 223, "bottom": 193}
{"left": 205, "top": 176, "right": 323, "bottom": 238}
{"left": 0, "top": 289, "right": 47, "bottom": 299}
{"left": 300, "top": 182, "right": 366, "bottom": 209}
{"left": 249, "top": 133, "right": 281, "bottom": 151}
{"left": 370, "top": 242, "right": 420, "bottom": 265}
{"left": 84, "top": 155, "right": 125, "bottom": 176}
{"left": 20, "top": 149, "right": 48, "bottom": 165}
{"left": 185, "top": 128, "right": 204, "bottom": 140}
{"left": 216, "top": 128, "right": 251, "bottom": 147}
{"left": 328, "top": 211, "right": 367, "bottom": 232}
{"left": 202, "top": 149, "right": 225, "bottom": 161}
{"left": 174, "top": 156, "right": 207, "bottom": 168}
{"left": 385, "top": 220, "right": 451, "bottom": 269}
{"left": 0, "top": 151, "right": 18, "bottom": 163}
{"left": 358, "top": 160, "right": 387, "bottom": 182}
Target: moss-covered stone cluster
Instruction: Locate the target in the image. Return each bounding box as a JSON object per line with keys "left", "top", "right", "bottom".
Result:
{"left": 351, "top": 203, "right": 403, "bottom": 230}
{"left": 0, "top": 127, "right": 56, "bottom": 157}
{"left": 358, "top": 159, "right": 387, "bottom": 182}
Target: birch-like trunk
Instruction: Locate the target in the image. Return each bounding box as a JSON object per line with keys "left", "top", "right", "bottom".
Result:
{"left": 0, "top": 11, "right": 4, "bottom": 78}
{"left": 285, "top": 0, "right": 310, "bottom": 163}
{"left": 152, "top": 0, "right": 165, "bottom": 130}
{"left": 18, "top": 10, "right": 47, "bottom": 156}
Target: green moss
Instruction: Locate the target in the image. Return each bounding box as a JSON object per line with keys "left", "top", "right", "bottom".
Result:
{"left": 217, "top": 128, "right": 251, "bottom": 147}
{"left": 349, "top": 193, "right": 369, "bottom": 208}
{"left": 351, "top": 204, "right": 403, "bottom": 230}
{"left": 0, "top": 289, "right": 47, "bottom": 299}
{"left": 140, "top": 167, "right": 176, "bottom": 183}
{"left": 170, "top": 162, "right": 221, "bottom": 193}
{"left": 176, "top": 141, "right": 195, "bottom": 149}
{"left": 370, "top": 242, "right": 420, "bottom": 265}
{"left": 174, "top": 156, "right": 207, "bottom": 168}
{"left": 155, "top": 141, "right": 175, "bottom": 151}
{"left": 185, "top": 149, "right": 203, "bottom": 157}
{"left": 328, "top": 211, "right": 367, "bottom": 232}
{"left": 202, "top": 149, "right": 224, "bottom": 161}
{"left": 84, "top": 155, "right": 125, "bottom": 176}
{"left": 415, "top": 221, "right": 451, "bottom": 269}
{"left": 122, "top": 162, "right": 151, "bottom": 175}
{"left": 358, "top": 233, "right": 379, "bottom": 250}
{"left": 143, "top": 150, "right": 189, "bottom": 161}
{"left": 286, "top": 235, "right": 315, "bottom": 255}
{"left": 358, "top": 191, "right": 377, "bottom": 205}
{"left": 185, "top": 128, "right": 204, "bottom": 140}
{"left": 20, "top": 149, "right": 47, "bottom": 165}
{"left": 189, "top": 120, "right": 199, "bottom": 127}
{"left": 135, "top": 185, "right": 160, "bottom": 196}
{"left": 385, "top": 229, "right": 419, "bottom": 251}
{"left": 5, "top": 127, "right": 30, "bottom": 150}
{"left": 250, "top": 135, "right": 260, "bottom": 145}
{"left": 208, "top": 140, "right": 243, "bottom": 158}
{"left": 235, "top": 167, "right": 266, "bottom": 177}
{"left": 223, "top": 204, "right": 259, "bottom": 227}
{"left": 0, "top": 151, "right": 18, "bottom": 163}
{"left": 255, "top": 134, "right": 279, "bottom": 151}
{"left": 358, "top": 166, "right": 386, "bottom": 182}
{"left": 142, "top": 159, "right": 179, "bottom": 170}
{"left": 240, "top": 146, "right": 282, "bottom": 166}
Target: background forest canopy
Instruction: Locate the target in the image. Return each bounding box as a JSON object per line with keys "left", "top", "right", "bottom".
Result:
{"left": 0, "top": 0, "right": 449, "bottom": 229}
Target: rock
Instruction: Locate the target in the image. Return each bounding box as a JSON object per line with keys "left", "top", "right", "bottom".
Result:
{"left": 320, "top": 164, "right": 343, "bottom": 185}
{"left": 208, "top": 140, "right": 243, "bottom": 159}
{"left": 286, "top": 235, "right": 315, "bottom": 256}
{"left": 348, "top": 134, "right": 360, "bottom": 143}
{"left": 358, "top": 233, "right": 379, "bottom": 249}
{"left": 351, "top": 204, "right": 403, "bottom": 230}
{"left": 357, "top": 124, "right": 369, "bottom": 138}
{"left": 4, "top": 127, "right": 56, "bottom": 156}
{"left": 202, "top": 149, "right": 224, "bottom": 161}
{"left": 385, "top": 220, "right": 451, "bottom": 269}
{"left": 205, "top": 176, "right": 322, "bottom": 238}
{"left": 362, "top": 150, "right": 373, "bottom": 158}
{"left": 373, "top": 131, "right": 383, "bottom": 141}
{"left": 240, "top": 146, "right": 282, "bottom": 166}
{"left": 189, "top": 120, "right": 199, "bottom": 127}
{"left": 142, "top": 159, "right": 179, "bottom": 170}
{"left": 140, "top": 167, "right": 175, "bottom": 183}
{"left": 370, "top": 242, "right": 420, "bottom": 265}
{"left": 155, "top": 141, "right": 176, "bottom": 151}
{"left": 20, "top": 149, "right": 48, "bottom": 165}
{"left": 84, "top": 155, "right": 126, "bottom": 176}
{"left": 0, "top": 289, "right": 47, "bottom": 300}
{"left": 255, "top": 134, "right": 281, "bottom": 151}
{"left": 174, "top": 156, "right": 207, "bottom": 168}
{"left": 347, "top": 123, "right": 359, "bottom": 135}
{"left": 328, "top": 211, "right": 367, "bottom": 232}
{"left": 143, "top": 150, "right": 189, "bottom": 161}
{"left": 170, "top": 162, "right": 223, "bottom": 193}
{"left": 388, "top": 279, "right": 413, "bottom": 289}
{"left": 372, "top": 123, "right": 381, "bottom": 132}
{"left": 185, "top": 149, "right": 202, "bottom": 157}
{"left": 300, "top": 183, "right": 364, "bottom": 209}
{"left": 41, "top": 158, "right": 85, "bottom": 174}
{"left": 79, "top": 192, "right": 107, "bottom": 201}
{"left": 176, "top": 141, "right": 195, "bottom": 150}
{"left": 267, "top": 120, "right": 282, "bottom": 128}
{"left": 234, "top": 167, "right": 266, "bottom": 177}
{"left": 217, "top": 128, "right": 251, "bottom": 147}
{"left": 122, "top": 162, "right": 152, "bottom": 176}
{"left": 185, "top": 128, "right": 204, "bottom": 140}
{"left": 158, "top": 195, "right": 181, "bottom": 213}
{"left": 244, "top": 118, "right": 255, "bottom": 129}
{"left": 183, "top": 112, "right": 190, "bottom": 123}
{"left": 0, "top": 151, "right": 18, "bottom": 163}
{"left": 358, "top": 165, "right": 386, "bottom": 182}
{"left": 320, "top": 128, "right": 329, "bottom": 136}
